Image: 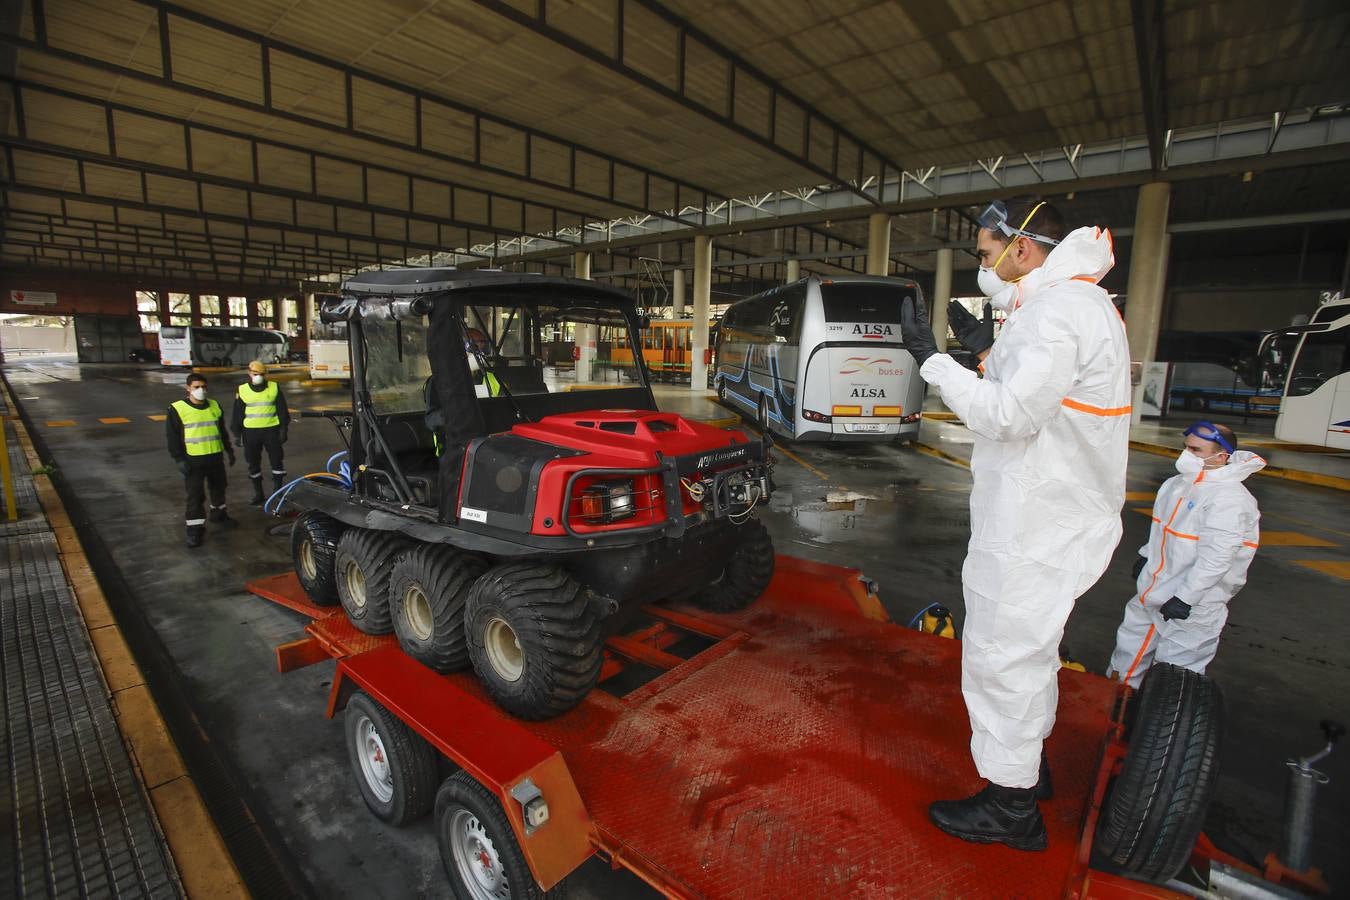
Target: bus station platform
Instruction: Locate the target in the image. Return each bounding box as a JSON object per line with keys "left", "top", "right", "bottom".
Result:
{"left": 0, "top": 383, "right": 242, "bottom": 899}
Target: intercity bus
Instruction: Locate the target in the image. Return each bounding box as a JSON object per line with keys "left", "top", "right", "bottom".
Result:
{"left": 159, "top": 325, "right": 290, "bottom": 368}
{"left": 1266, "top": 293, "right": 1350, "bottom": 448}
{"left": 714, "top": 275, "right": 926, "bottom": 442}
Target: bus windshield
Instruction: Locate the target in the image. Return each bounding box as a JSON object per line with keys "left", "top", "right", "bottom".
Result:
{"left": 820, "top": 283, "right": 908, "bottom": 324}
{"left": 1287, "top": 326, "right": 1350, "bottom": 397}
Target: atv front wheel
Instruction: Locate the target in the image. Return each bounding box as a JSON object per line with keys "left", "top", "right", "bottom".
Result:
{"left": 291, "top": 510, "right": 346, "bottom": 605}
{"left": 692, "top": 517, "right": 775, "bottom": 612}
{"left": 465, "top": 563, "right": 603, "bottom": 720}
{"left": 390, "top": 545, "right": 489, "bottom": 673}
{"left": 335, "top": 529, "right": 410, "bottom": 635}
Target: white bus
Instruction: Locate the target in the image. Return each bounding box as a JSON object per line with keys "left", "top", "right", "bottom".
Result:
{"left": 714, "top": 275, "right": 926, "bottom": 442}
{"left": 1268, "top": 294, "right": 1350, "bottom": 448}
{"left": 308, "top": 321, "right": 351, "bottom": 381}
{"left": 159, "top": 326, "right": 290, "bottom": 367}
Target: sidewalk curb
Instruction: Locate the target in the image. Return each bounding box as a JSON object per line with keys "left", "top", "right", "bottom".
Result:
{"left": 1, "top": 378, "right": 249, "bottom": 900}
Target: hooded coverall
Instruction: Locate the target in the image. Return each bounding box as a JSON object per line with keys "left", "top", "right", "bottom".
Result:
{"left": 918, "top": 226, "right": 1130, "bottom": 788}
{"left": 1109, "top": 450, "right": 1264, "bottom": 687}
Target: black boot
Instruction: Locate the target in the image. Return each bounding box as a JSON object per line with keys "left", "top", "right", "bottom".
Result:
{"left": 186, "top": 528, "right": 204, "bottom": 549}
{"left": 208, "top": 507, "right": 238, "bottom": 529}
{"left": 929, "top": 783, "right": 1047, "bottom": 851}
{"left": 272, "top": 473, "right": 286, "bottom": 496}
{"left": 1037, "top": 751, "right": 1053, "bottom": 801}
{"left": 249, "top": 478, "right": 265, "bottom": 506}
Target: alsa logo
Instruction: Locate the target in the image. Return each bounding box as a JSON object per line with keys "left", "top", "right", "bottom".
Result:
{"left": 853, "top": 324, "right": 894, "bottom": 338}
{"left": 850, "top": 387, "right": 887, "bottom": 398}
{"left": 839, "top": 357, "right": 904, "bottom": 377}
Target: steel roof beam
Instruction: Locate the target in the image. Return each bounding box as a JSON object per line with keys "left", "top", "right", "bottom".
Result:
{"left": 8, "top": 0, "right": 721, "bottom": 227}
{"left": 473, "top": 0, "right": 899, "bottom": 206}
{"left": 1130, "top": 0, "right": 1169, "bottom": 173}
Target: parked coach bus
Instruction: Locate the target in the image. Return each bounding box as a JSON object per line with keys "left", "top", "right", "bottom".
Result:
{"left": 159, "top": 326, "right": 290, "bottom": 367}
{"left": 308, "top": 320, "right": 351, "bottom": 381}
{"left": 715, "top": 275, "right": 926, "bottom": 442}
{"left": 612, "top": 317, "right": 717, "bottom": 382}
{"left": 1267, "top": 293, "right": 1350, "bottom": 449}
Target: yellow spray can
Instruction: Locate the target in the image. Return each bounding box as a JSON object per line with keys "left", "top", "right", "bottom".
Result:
{"left": 920, "top": 605, "right": 956, "bottom": 639}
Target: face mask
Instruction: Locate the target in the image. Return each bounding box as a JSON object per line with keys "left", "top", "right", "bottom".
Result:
{"left": 978, "top": 267, "right": 1020, "bottom": 313}
{"left": 250, "top": 374, "right": 264, "bottom": 385}
{"left": 1175, "top": 450, "right": 1221, "bottom": 474}
{"left": 190, "top": 387, "right": 207, "bottom": 401}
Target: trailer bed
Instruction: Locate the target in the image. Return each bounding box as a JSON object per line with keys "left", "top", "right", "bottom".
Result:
{"left": 251, "top": 556, "right": 1121, "bottom": 898}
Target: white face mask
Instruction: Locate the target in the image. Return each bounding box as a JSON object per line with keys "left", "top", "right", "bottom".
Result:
{"left": 1175, "top": 449, "right": 1221, "bottom": 474}
{"left": 978, "top": 266, "right": 1020, "bottom": 312}
{"left": 190, "top": 387, "right": 207, "bottom": 402}
{"left": 250, "top": 374, "right": 264, "bottom": 385}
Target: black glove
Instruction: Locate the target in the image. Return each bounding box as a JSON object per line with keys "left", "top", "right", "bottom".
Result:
{"left": 948, "top": 300, "right": 995, "bottom": 355}
{"left": 1160, "top": 597, "right": 1192, "bottom": 621}
{"left": 1131, "top": 555, "right": 1148, "bottom": 580}
{"left": 899, "top": 296, "right": 938, "bottom": 368}
{"left": 176, "top": 459, "right": 190, "bottom": 478}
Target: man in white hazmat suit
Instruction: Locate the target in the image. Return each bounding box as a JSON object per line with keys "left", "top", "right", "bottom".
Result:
{"left": 899, "top": 198, "right": 1131, "bottom": 850}
{"left": 1108, "top": 421, "right": 1263, "bottom": 687}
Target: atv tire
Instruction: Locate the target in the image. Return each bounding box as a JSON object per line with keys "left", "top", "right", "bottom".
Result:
{"left": 344, "top": 691, "right": 438, "bottom": 826}
{"left": 291, "top": 510, "right": 346, "bottom": 605}
{"left": 692, "top": 517, "right": 775, "bottom": 612}
{"left": 1094, "top": 663, "right": 1224, "bottom": 883}
{"left": 335, "top": 529, "right": 410, "bottom": 635}
{"left": 390, "top": 545, "right": 489, "bottom": 673}
{"left": 465, "top": 563, "right": 603, "bottom": 720}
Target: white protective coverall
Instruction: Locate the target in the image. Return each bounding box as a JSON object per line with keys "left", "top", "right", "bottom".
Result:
{"left": 1108, "top": 451, "right": 1264, "bottom": 687}
{"left": 919, "top": 226, "right": 1131, "bottom": 788}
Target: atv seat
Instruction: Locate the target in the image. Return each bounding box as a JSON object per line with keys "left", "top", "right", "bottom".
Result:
{"left": 366, "top": 413, "right": 439, "bottom": 506}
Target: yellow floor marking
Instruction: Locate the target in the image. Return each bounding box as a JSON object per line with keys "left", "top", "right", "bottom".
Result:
{"left": 913, "top": 442, "right": 971, "bottom": 470}
{"left": 1260, "top": 531, "right": 1338, "bottom": 547}
{"left": 1294, "top": 560, "right": 1350, "bottom": 580}
{"left": 773, "top": 443, "right": 830, "bottom": 481}
{"left": 45, "top": 420, "right": 76, "bottom": 427}
{"left": 1131, "top": 507, "right": 1154, "bottom": 516}
{"left": 1125, "top": 491, "right": 1156, "bottom": 501}
{"left": 1264, "top": 511, "right": 1350, "bottom": 541}
{"left": 147, "top": 414, "right": 167, "bottom": 422}
{"left": 99, "top": 417, "right": 130, "bottom": 424}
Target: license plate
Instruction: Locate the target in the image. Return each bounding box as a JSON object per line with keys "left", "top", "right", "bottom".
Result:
{"left": 846, "top": 423, "right": 886, "bottom": 433}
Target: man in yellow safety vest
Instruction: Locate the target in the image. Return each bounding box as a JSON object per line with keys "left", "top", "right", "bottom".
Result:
{"left": 166, "top": 373, "right": 236, "bottom": 548}
{"left": 232, "top": 360, "right": 291, "bottom": 506}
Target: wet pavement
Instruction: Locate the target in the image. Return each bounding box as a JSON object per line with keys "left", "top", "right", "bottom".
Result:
{"left": 4, "top": 358, "right": 1348, "bottom": 897}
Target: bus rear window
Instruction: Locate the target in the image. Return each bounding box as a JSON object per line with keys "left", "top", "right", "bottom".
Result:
{"left": 821, "top": 284, "right": 911, "bottom": 323}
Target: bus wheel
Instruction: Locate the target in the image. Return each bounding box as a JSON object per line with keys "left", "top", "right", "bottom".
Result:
{"left": 436, "top": 771, "right": 565, "bottom": 899}
{"left": 716, "top": 378, "right": 727, "bottom": 405}
{"left": 756, "top": 393, "right": 769, "bottom": 432}
{"left": 345, "top": 692, "right": 438, "bottom": 826}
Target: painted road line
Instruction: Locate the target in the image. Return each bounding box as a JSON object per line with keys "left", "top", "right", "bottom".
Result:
{"left": 1260, "top": 531, "right": 1339, "bottom": 548}
{"left": 913, "top": 442, "right": 971, "bottom": 470}
{"left": 99, "top": 417, "right": 131, "bottom": 424}
{"left": 1294, "top": 560, "right": 1350, "bottom": 580}
{"left": 774, "top": 443, "right": 831, "bottom": 481}
{"left": 1125, "top": 491, "right": 1156, "bottom": 501}
{"left": 1131, "top": 507, "right": 1153, "bottom": 516}
{"left": 1129, "top": 439, "right": 1350, "bottom": 492}
{"left": 921, "top": 411, "right": 960, "bottom": 421}
{"left": 147, "top": 414, "right": 167, "bottom": 422}
{"left": 46, "top": 420, "right": 76, "bottom": 427}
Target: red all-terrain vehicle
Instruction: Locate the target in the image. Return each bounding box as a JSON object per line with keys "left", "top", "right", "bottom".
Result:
{"left": 283, "top": 269, "right": 775, "bottom": 720}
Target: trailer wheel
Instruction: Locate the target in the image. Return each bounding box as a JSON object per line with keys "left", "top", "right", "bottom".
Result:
{"left": 1094, "top": 663, "right": 1224, "bottom": 883}
{"left": 692, "top": 518, "right": 775, "bottom": 612}
{"left": 344, "top": 692, "right": 439, "bottom": 826}
{"left": 436, "top": 771, "right": 566, "bottom": 900}
{"left": 465, "top": 564, "right": 602, "bottom": 720}
{"left": 335, "top": 529, "right": 410, "bottom": 635}
{"left": 291, "top": 510, "right": 346, "bottom": 605}
{"left": 390, "top": 545, "right": 489, "bottom": 673}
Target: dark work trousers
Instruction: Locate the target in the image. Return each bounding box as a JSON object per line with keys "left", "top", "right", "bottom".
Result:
{"left": 184, "top": 454, "right": 228, "bottom": 536}
{"left": 242, "top": 427, "right": 286, "bottom": 491}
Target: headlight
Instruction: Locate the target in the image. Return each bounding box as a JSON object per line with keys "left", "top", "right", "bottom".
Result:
{"left": 578, "top": 479, "right": 636, "bottom": 524}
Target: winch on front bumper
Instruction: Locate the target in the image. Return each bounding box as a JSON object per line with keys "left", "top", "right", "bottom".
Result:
{"left": 671, "top": 442, "right": 773, "bottom": 526}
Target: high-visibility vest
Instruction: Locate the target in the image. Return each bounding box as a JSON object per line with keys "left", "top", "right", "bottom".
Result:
{"left": 237, "top": 381, "right": 280, "bottom": 428}
{"left": 485, "top": 371, "right": 501, "bottom": 397}
{"left": 172, "top": 399, "right": 224, "bottom": 456}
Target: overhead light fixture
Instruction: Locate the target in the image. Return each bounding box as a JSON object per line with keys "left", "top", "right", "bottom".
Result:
{"left": 1242, "top": 171, "right": 1254, "bottom": 183}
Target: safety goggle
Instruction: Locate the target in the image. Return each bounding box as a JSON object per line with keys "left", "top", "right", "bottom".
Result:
{"left": 977, "top": 200, "right": 1061, "bottom": 247}
{"left": 1183, "top": 421, "right": 1235, "bottom": 454}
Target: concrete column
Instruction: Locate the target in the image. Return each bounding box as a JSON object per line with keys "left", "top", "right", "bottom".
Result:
{"left": 931, "top": 247, "right": 953, "bottom": 350}
{"left": 672, "top": 266, "right": 686, "bottom": 317}
{"left": 1122, "top": 182, "right": 1172, "bottom": 422}
{"left": 866, "top": 212, "right": 891, "bottom": 276}
{"left": 302, "top": 293, "right": 315, "bottom": 339}
{"left": 573, "top": 251, "right": 596, "bottom": 381}
{"left": 273, "top": 296, "right": 285, "bottom": 331}
{"left": 785, "top": 258, "right": 801, "bottom": 283}
{"left": 690, "top": 234, "right": 712, "bottom": 392}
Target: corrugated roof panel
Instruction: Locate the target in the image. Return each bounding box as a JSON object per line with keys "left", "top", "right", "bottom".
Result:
{"left": 44, "top": 0, "right": 162, "bottom": 77}
{"left": 367, "top": 169, "right": 411, "bottom": 212}
{"left": 256, "top": 143, "right": 313, "bottom": 195}
{"left": 144, "top": 173, "right": 199, "bottom": 210}
{"left": 350, "top": 77, "right": 417, "bottom": 145}
{"left": 267, "top": 49, "right": 349, "bottom": 128}
{"left": 167, "top": 14, "right": 265, "bottom": 106}
{"left": 200, "top": 183, "right": 249, "bottom": 218}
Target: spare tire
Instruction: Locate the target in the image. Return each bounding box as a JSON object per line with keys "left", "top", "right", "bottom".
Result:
{"left": 691, "top": 517, "right": 775, "bottom": 612}
{"left": 1094, "top": 663, "right": 1224, "bottom": 882}
{"left": 291, "top": 510, "right": 346, "bottom": 605}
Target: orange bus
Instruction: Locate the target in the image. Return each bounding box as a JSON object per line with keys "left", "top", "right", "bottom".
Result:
{"left": 612, "top": 318, "right": 715, "bottom": 382}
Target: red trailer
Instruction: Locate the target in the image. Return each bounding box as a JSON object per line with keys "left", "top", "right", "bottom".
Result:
{"left": 250, "top": 555, "right": 1273, "bottom": 899}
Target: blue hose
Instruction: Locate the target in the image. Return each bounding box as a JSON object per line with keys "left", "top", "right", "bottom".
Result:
{"left": 907, "top": 602, "right": 942, "bottom": 630}
{"left": 263, "top": 449, "right": 354, "bottom": 516}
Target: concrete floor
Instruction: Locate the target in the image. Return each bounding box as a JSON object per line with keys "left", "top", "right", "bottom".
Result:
{"left": 5, "top": 358, "right": 1348, "bottom": 897}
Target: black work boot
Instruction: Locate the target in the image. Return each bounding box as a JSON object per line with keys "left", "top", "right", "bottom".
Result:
{"left": 208, "top": 507, "right": 238, "bottom": 529}
{"left": 929, "top": 783, "right": 1048, "bottom": 851}
{"left": 1037, "top": 751, "right": 1053, "bottom": 801}
{"left": 249, "top": 479, "right": 265, "bottom": 506}
{"left": 186, "top": 528, "right": 204, "bottom": 549}
{"left": 272, "top": 473, "right": 286, "bottom": 495}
